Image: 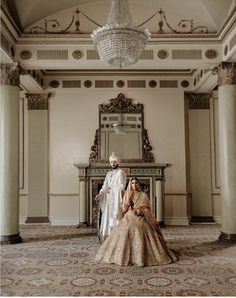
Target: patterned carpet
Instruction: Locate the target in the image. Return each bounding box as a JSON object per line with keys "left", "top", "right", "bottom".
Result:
{"left": 1, "top": 224, "right": 236, "bottom": 296}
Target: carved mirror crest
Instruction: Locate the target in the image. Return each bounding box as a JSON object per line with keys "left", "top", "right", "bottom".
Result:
{"left": 89, "top": 93, "right": 154, "bottom": 163}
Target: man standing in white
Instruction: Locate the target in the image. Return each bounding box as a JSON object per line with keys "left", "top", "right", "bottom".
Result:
{"left": 95, "top": 152, "right": 127, "bottom": 243}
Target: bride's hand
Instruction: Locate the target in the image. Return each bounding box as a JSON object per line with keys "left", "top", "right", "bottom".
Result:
{"left": 134, "top": 209, "right": 144, "bottom": 216}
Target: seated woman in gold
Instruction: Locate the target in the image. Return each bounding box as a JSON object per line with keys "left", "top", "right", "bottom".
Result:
{"left": 95, "top": 177, "right": 178, "bottom": 266}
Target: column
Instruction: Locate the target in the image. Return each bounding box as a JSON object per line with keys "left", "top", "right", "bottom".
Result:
{"left": 217, "top": 62, "right": 236, "bottom": 243}
{"left": 25, "top": 93, "right": 50, "bottom": 223}
{"left": 155, "top": 179, "right": 164, "bottom": 227}
{"left": 0, "top": 63, "right": 22, "bottom": 244}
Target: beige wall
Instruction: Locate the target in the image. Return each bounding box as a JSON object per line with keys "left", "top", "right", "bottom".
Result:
{"left": 47, "top": 85, "right": 188, "bottom": 224}
{"left": 19, "top": 78, "right": 221, "bottom": 225}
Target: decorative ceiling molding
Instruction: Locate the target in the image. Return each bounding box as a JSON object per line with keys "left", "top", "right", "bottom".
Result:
{"left": 23, "top": 7, "right": 210, "bottom": 36}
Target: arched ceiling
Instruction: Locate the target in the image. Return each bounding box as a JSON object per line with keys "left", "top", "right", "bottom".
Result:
{"left": 5, "top": 0, "right": 235, "bottom": 33}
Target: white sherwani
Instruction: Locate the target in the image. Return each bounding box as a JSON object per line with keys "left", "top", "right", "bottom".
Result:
{"left": 99, "top": 168, "right": 126, "bottom": 242}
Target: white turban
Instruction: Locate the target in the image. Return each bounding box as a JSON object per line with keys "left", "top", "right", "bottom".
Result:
{"left": 109, "top": 152, "right": 121, "bottom": 164}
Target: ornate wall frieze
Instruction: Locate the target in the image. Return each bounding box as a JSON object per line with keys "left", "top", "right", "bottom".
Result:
{"left": 0, "top": 63, "right": 21, "bottom": 86}
{"left": 217, "top": 62, "right": 236, "bottom": 86}
{"left": 188, "top": 93, "right": 210, "bottom": 109}
{"left": 26, "top": 93, "right": 51, "bottom": 110}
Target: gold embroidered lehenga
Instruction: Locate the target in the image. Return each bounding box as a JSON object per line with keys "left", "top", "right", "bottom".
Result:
{"left": 95, "top": 179, "right": 178, "bottom": 266}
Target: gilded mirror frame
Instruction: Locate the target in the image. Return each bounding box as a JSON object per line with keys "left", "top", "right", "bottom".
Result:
{"left": 89, "top": 93, "right": 154, "bottom": 163}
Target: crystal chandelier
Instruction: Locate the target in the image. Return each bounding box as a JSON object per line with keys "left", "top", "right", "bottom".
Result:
{"left": 112, "top": 113, "right": 129, "bottom": 135}
{"left": 91, "top": 0, "right": 150, "bottom": 68}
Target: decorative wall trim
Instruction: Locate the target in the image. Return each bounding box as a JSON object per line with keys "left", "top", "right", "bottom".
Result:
{"left": 26, "top": 93, "right": 51, "bottom": 110}
{"left": 188, "top": 93, "right": 210, "bottom": 109}
{"left": 160, "top": 80, "right": 178, "bottom": 88}
{"left": 26, "top": 217, "right": 49, "bottom": 223}
{"left": 205, "top": 49, "right": 217, "bottom": 59}
{"left": 48, "top": 193, "right": 78, "bottom": 196}
{"left": 172, "top": 49, "right": 202, "bottom": 60}
{"left": 37, "top": 50, "right": 68, "bottom": 60}
{"left": 95, "top": 80, "right": 113, "bottom": 88}
{"left": 49, "top": 216, "right": 79, "bottom": 226}
{"left": 20, "top": 50, "right": 32, "bottom": 60}
{"left": 86, "top": 50, "right": 99, "bottom": 60}
{"left": 127, "top": 80, "right": 146, "bottom": 88}
{"left": 62, "top": 80, "right": 81, "bottom": 88}
{"left": 165, "top": 216, "right": 190, "bottom": 225}
{"left": 140, "top": 50, "right": 154, "bottom": 60}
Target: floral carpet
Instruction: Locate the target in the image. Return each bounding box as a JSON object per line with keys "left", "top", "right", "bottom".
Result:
{"left": 1, "top": 224, "right": 236, "bottom": 296}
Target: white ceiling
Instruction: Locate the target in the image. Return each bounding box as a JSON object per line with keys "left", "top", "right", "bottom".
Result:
{"left": 5, "top": 0, "right": 235, "bottom": 33}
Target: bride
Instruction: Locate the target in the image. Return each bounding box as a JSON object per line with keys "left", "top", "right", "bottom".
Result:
{"left": 95, "top": 177, "right": 178, "bottom": 266}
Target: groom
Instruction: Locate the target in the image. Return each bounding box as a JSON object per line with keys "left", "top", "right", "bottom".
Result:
{"left": 95, "top": 152, "right": 126, "bottom": 242}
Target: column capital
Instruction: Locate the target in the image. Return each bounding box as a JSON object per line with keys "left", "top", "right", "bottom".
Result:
{"left": 0, "top": 63, "right": 21, "bottom": 86}
{"left": 216, "top": 62, "right": 236, "bottom": 86}
{"left": 187, "top": 93, "right": 210, "bottom": 109}
{"left": 26, "top": 93, "right": 51, "bottom": 110}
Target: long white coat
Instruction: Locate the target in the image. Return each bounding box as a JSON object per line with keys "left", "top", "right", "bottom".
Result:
{"left": 99, "top": 168, "right": 126, "bottom": 242}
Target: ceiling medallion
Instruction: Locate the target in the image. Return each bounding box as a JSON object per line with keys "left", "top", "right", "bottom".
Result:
{"left": 20, "top": 50, "right": 32, "bottom": 60}
{"left": 72, "top": 50, "right": 83, "bottom": 60}
{"left": 205, "top": 49, "right": 217, "bottom": 59}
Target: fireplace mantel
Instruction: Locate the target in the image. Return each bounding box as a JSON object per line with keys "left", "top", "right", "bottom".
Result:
{"left": 74, "top": 162, "right": 170, "bottom": 227}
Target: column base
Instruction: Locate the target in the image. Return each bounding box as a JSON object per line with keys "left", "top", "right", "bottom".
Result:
{"left": 0, "top": 233, "right": 22, "bottom": 245}
{"left": 219, "top": 231, "right": 236, "bottom": 244}
{"left": 77, "top": 222, "right": 88, "bottom": 228}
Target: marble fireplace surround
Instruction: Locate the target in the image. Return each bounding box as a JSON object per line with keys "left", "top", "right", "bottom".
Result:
{"left": 74, "top": 162, "right": 169, "bottom": 227}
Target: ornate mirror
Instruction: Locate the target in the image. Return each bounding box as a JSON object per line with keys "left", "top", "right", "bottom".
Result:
{"left": 89, "top": 93, "right": 154, "bottom": 163}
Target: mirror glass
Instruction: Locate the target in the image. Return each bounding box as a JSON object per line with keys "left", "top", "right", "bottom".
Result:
{"left": 100, "top": 112, "right": 143, "bottom": 160}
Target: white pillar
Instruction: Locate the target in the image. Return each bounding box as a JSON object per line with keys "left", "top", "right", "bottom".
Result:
{"left": 0, "top": 63, "right": 22, "bottom": 244}
{"left": 217, "top": 62, "right": 236, "bottom": 243}
{"left": 155, "top": 179, "right": 164, "bottom": 225}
